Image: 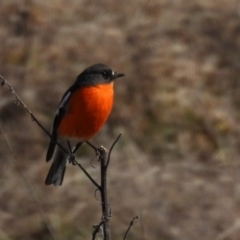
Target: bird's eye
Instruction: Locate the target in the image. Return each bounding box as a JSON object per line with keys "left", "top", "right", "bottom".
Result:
{"left": 101, "top": 71, "right": 110, "bottom": 79}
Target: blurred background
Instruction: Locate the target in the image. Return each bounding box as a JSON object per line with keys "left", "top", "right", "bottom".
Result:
{"left": 1, "top": 0, "right": 240, "bottom": 239}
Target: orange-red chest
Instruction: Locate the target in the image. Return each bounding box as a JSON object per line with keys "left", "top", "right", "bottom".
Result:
{"left": 58, "top": 83, "right": 114, "bottom": 140}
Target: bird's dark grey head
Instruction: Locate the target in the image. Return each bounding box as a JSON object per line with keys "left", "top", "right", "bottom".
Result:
{"left": 75, "top": 63, "right": 125, "bottom": 86}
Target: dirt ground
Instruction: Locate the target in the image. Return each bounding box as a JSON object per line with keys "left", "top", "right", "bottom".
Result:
{"left": 1, "top": 0, "right": 240, "bottom": 239}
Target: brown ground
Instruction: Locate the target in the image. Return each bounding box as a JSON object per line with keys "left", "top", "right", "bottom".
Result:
{"left": 1, "top": 0, "right": 240, "bottom": 239}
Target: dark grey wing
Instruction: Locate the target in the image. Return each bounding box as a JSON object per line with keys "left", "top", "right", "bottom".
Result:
{"left": 45, "top": 86, "right": 76, "bottom": 162}
{"left": 46, "top": 107, "right": 65, "bottom": 162}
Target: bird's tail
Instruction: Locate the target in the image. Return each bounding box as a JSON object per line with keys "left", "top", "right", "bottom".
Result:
{"left": 45, "top": 146, "right": 68, "bottom": 187}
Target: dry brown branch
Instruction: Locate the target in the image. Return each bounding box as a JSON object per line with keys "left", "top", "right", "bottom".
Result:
{"left": 123, "top": 216, "right": 139, "bottom": 240}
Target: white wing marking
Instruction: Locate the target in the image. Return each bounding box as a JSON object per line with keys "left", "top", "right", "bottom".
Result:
{"left": 56, "top": 91, "right": 71, "bottom": 115}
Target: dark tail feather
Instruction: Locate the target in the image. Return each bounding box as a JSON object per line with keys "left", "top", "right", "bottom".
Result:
{"left": 46, "top": 134, "right": 57, "bottom": 162}
{"left": 45, "top": 147, "right": 68, "bottom": 187}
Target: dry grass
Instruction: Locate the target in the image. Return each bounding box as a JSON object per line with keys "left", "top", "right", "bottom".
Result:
{"left": 1, "top": 0, "right": 240, "bottom": 239}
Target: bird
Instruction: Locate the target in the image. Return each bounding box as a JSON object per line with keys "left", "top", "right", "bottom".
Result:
{"left": 45, "top": 63, "right": 125, "bottom": 186}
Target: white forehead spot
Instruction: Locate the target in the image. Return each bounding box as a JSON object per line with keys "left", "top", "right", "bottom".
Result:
{"left": 112, "top": 71, "right": 115, "bottom": 76}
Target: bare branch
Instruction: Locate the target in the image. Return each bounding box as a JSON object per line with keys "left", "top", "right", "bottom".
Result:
{"left": 92, "top": 222, "right": 104, "bottom": 240}
{"left": 98, "top": 147, "right": 110, "bottom": 240}
{"left": 86, "top": 140, "right": 98, "bottom": 151}
{"left": 72, "top": 142, "right": 83, "bottom": 154}
{"left": 0, "top": 74, "right": 69, "bottom": 155}
{"left": 93, "top": 135, "right": 122, "bottom": 239}
{"left": 72, "top": 158, "right": 101, "bottom": 190}
{"left": 106, "top": 133, "right": 122, "bottom": 168}
{"left": 123, "top": 216, "right": 139, "bottom": 240}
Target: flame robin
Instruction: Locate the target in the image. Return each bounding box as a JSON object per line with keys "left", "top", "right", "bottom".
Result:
{"left": 45, "top": 63, "right": 125, "bottom": 186}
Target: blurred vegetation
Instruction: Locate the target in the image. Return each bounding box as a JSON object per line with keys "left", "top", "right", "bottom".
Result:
{"left": 1, "top": 0, "right": 240, "bottom": 239}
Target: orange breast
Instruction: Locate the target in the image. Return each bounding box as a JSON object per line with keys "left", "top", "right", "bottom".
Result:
{"left": 58, "top": 83, "right": 114, "bottom": 140}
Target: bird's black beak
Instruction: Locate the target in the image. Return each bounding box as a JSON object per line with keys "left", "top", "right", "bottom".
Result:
{"left": 112, "top": 73, "right": 125, "bottom": 80}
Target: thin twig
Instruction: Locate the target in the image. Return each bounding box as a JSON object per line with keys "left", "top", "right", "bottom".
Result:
{"left": 92, "top": 221, "right": 104, "bottom": 240}
{"left": 106, "top": 133, "right": 122, "bottom": 168}
{"left": 86, "top": 140, "right": 98, "bottom": 151}
{"left": 72, "top": 158, "right": 101, "bottom": 190}
{"left": 72, "top": 142, "right": 83, "bottom": 154}
{"left": 0, "top": 74, "right": 69, "bottom": 155}
{"left": 90, "top": 156, "right": 97, "bottom": 168}
{"left": 123, "top": 216, "right": 139, "bottom": 240}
